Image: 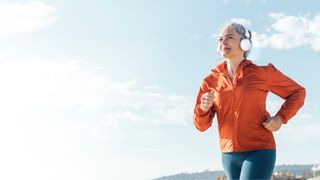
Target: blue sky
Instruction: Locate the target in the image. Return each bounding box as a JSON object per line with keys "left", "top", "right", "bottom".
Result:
{"left": 0, "top": 0, "right": 319, "bottom": 180}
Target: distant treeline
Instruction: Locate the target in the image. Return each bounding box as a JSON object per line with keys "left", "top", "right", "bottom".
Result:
{"left": 154, "top": 164, "right": 318, "bottom": 180}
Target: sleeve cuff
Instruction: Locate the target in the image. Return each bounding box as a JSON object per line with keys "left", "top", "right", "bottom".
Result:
{"left": 276, "top": 113, "right": 289, "bottom": 124}
{"left": 195, "top": 105, "right": 211, "bottom": 116}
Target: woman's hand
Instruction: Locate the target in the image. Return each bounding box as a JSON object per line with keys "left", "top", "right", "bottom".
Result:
{"left": 263, "top": 115, "right": 283, "bottom": 132}
{"left": 200, "top": 90, "right": 215, "bottom": 113}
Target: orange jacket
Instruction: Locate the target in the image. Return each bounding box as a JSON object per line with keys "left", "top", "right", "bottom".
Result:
{"left": 193, "top": 60, "right": 306, "bottom": 152}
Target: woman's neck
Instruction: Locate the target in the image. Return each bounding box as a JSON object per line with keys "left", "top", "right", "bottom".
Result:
{"left": 225, "top": 56, "right": 245, "bottom": 74}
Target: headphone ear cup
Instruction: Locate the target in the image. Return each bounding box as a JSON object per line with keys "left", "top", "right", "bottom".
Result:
{"left": 240, "top": 39, "right": 252, "bottom": 51}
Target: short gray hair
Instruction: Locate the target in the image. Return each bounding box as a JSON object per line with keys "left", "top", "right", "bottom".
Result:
{"left": 219, "top": 22, "right": 252, "bottom": 59}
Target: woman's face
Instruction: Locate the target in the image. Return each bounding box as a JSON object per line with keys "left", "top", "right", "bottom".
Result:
{"left": 218, "top": 26, "right": 244, "bottom": 59}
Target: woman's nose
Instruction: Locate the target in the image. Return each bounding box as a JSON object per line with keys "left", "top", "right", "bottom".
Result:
{"left": 222, "top": 39, "right": 228, "bottom": 46}
{"left": 220, "top": 40, "right": 227, "bottom": 46}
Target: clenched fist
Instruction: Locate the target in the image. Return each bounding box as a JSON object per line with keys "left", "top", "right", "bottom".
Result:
{"left": 200, "top": 90, "right": 215, "bottom": 113}
{"left": 263, "top": 115, "right": 283, "bottom": 132}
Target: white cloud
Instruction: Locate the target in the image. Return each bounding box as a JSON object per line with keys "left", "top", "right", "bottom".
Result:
{"left": 276, "top": 116, "right": 320, "bottom": 145}
{"left": 268, "top": 13, "right": 310, "bottom": 49}
{"left": 0, "top": 1, "right": 56, "bottom": 35}
{"left": 0, "top": 58, "right": 195, "bottom": 179}
{"left": 0, "top": 58, "right": 194, "bottom": 129}
{"left": 252, "top": 31, "right": 269, "bottom": 48}
{"left": 229, "top": 18, "right": 252, "bottom": 27}
{"left": 252, "top": 13, "right": 320, "bottom": 51}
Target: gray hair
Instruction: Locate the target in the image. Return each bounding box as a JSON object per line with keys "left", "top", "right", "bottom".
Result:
{"left": 219, "top": 22, "right": 252, "bottom": 59}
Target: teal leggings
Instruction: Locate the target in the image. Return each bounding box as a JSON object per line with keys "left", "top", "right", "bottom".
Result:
{"left": 222, "top": 150, "right": 276, "bottom": 180}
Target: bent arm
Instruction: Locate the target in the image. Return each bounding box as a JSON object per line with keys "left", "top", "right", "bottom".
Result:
{"left": 267, "top": 64, "right": 306, "bottom": 124}
{"left": 193, "top": 80, "right": 215, "bottom": 131}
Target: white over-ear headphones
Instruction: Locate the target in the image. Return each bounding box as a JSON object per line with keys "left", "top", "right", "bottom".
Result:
{"left": 240, "top": 27, "right": 252, "bottom": 51}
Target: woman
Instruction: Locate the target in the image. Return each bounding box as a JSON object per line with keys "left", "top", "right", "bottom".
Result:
{"left": 193, "top": 22, "right": 306, "bottom": 180}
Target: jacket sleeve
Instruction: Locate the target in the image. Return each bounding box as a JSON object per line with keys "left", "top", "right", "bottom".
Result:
{"left": 267, "top": 63, "right": 306, "bottom": 124}
{"left": 193, "top": 79, "right": 215, "bottom": 131}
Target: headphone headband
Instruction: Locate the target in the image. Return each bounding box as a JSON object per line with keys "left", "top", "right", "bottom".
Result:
{"left": 243, "top": 26, "right": 251, "bottom": 39}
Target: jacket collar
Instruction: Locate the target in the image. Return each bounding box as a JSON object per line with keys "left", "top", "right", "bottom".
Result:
{"left": 211, "top": 59, "right": 252, "bottom": 75}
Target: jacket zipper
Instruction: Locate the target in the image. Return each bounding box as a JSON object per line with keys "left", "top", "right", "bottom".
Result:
{"left": 223, "top": 66, "right": 241, "bottom": 151}
{"left": 221, "top": 73, "right": 237, "bottom": 151}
